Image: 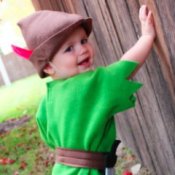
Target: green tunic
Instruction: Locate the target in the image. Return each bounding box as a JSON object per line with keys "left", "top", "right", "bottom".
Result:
{"left": 36, "top": 60, "right": 142, "bottom": 175}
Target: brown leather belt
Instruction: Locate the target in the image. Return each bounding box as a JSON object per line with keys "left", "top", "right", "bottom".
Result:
{"left": 55, "top": 147, "right": 106, "bottom": 169}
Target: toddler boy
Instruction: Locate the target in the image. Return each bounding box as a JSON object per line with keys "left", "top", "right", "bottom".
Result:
{"left": 13, "top": 5, "right": 155, "bottom": 175}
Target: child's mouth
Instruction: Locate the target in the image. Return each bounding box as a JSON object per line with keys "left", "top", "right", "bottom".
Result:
{"left": 78, "top": 57, "right": 91, "bottom": 67}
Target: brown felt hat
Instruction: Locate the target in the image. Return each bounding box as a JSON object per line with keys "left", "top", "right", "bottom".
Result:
{"left": 18, "top": 10, "right": 92, "bottom": 78}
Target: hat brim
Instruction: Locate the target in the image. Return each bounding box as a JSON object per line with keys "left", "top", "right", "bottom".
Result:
{"left": 30, "top": 18, "right": 92, "bottom": 78}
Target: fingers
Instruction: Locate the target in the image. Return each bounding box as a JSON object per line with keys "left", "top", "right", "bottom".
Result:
{"left": 139, "top": 5, "right": 152, "bottom": 22}
{"left": 139, "top": 5, "right": 147, "bottom": 21}
{"left": 139, "top": 5, "right": 155, "bottom": 38}
{"left": 147, "top": 11, "right": 154, "bottom": 24}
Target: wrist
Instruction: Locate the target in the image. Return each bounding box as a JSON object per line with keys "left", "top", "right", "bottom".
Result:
{"left": 140, "top": 34, "right": 155, "bottom": 42}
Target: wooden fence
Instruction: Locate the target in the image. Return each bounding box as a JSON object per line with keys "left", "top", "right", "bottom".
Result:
{"left": 31, "top": 0, "right": 175, "bottom": 174}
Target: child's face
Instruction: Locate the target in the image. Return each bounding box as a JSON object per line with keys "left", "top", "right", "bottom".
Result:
{"left": 45, "top": 27, "right": 94, "bottom": 79}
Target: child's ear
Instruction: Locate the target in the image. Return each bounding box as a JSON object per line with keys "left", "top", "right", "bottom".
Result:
{"left": 43, "top": 63, "right": 55, "bottom": 75}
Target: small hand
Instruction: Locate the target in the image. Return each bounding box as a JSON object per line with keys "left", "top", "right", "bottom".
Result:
{"left": 139, "top": 5, "right": 156, "bottom": 40}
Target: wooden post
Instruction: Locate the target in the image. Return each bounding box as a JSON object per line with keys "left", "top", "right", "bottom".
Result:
{"left": 0, "top": 54, "right": 11, "bottom": 86}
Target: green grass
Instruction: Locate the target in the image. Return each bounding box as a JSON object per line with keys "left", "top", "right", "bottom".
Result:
{"left": 0, "top": 74, "right": 54, "bottom": 174}
{"left": 0, "top": 74, "right": 48, "bottom": 122}
{"left": 0, "top": 118, "right": 54, "bottom": 175}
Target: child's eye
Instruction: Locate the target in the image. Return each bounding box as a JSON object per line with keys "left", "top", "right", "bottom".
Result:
{"left": 65, "top": 46, "right": 73, "bottom": 52}
{"left": 81, "top": 38, "right": 88, "bottom": 45}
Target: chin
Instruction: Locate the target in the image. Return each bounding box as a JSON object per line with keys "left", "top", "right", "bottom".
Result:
{"left": 81, "top": 66, "right": 93, "bottom": 73}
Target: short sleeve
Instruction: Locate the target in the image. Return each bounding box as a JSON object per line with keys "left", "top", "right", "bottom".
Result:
{"left": 36, "top": 97, "right": 55, "bottom": 149}
{"left": 105, "top": 60, "right": 143, "bottom": 114}
{"left": 106, "top": 60, "right": 139, "bottom": 78}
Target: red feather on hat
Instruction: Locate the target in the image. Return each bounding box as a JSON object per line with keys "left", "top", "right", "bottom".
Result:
{"left": 11, "top": 45, "right": 32, "bottom": 60}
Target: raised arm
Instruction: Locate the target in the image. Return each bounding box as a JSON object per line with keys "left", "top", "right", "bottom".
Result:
{"left": 121, "top": 5, "right": 156, "bottom": 76}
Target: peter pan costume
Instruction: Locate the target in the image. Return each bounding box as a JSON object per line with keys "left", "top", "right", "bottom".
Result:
{"left": 13, "top": 10, "right": 142, "bottom": 175}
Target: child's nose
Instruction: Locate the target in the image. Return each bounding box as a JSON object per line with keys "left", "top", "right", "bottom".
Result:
{"left": 78, "top": 44, "right": 87, "bottom": 55}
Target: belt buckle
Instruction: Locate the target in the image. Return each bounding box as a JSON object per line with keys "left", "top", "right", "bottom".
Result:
{"left": 105, "top": 167, "right": 115, "bottom": 175}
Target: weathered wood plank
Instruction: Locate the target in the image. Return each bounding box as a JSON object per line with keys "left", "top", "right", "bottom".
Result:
{"left": 138, "top": 1, "right": 175, "bottom": 174}
{"left": 126, "top": 0, "right": 140, "bottom": 36}
{"left": 154, "top": 0, "right": 175, "bottom": 75}
{"left": 106, "top": 0, "right": 137, "bottom": 50}
{"left": 106, "top": 0, "right": 157, "bottom": 170}
{"left": 145, "top": 51, "right": 175, "bottom": 174}
{"left": 106, "top": 0, "right": 175, "bottom": 174}
{"left": 70, "top": 0, "right": 105, "bottom": 67}
{"left": 127, "top": 1, "right": 172, "bottom": 172}
{"left": 97, "top": 0, "right": 123, "bottom": 59}
{"left": 32, "top": 0, "right": 65, "bottom": 11}
{"left": 60, "top": 0, "right": 76, "bottom": 13}
{"left": 82, "top": 0, "right": 123, "bottom": 65}
{"left": 135, "top": 61, "right": 173, "bottom": 175}
{"left": 140, "top": 0, "right": 175, "bottom": 103}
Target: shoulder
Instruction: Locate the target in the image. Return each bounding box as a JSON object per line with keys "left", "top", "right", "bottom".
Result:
{"left": 106, "top": 60, "right": 139, "bottom": 78}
